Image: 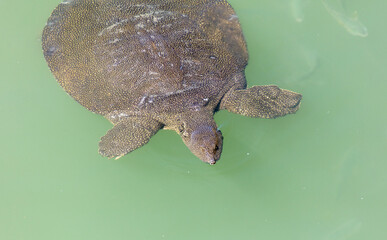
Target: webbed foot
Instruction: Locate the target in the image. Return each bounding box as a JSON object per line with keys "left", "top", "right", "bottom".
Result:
{"left": 221, "top": 85, "right": 302, "bottom": 118}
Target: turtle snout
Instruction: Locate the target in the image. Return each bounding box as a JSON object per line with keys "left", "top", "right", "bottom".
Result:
{"left": 203, "top": 131, "right": 223, "bottom": 165}
{"left": 204, "top": 154, "right": 216, "bottom": 165}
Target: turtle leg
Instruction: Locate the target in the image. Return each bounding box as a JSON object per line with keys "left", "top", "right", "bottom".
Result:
{"left": 98, "top": 117, "right": 162, "bottom": 159}
{"left": 220, "top": 85, "right": 302, "bottom": 119}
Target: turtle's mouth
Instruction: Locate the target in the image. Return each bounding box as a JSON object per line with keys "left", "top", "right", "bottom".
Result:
{"left": 205, "top": 154, "right": 217, "bottom": 165}
{"left": 204, "top": 143, "right": 222, "bottom": 165}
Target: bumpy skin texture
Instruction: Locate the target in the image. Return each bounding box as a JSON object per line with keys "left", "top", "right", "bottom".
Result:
{"left": 42, "top": 0, "right": 302, "bottom": 164}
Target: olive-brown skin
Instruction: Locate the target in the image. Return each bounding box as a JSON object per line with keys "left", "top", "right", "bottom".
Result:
{"left": 42, "top": 0, "right": 302, "bottom": 164}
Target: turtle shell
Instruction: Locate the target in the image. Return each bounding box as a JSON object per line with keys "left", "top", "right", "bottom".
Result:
{"left": 42, "top": 0, "right": 248, "bottom": 114}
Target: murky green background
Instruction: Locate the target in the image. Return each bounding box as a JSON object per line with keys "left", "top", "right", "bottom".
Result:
{"left": 1, "top": 0, "right": 386, "bottom": 239}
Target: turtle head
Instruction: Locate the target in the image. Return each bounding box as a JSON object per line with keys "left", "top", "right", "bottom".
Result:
{"left": 181, "top": 124, "right": 223, "bottom": 165}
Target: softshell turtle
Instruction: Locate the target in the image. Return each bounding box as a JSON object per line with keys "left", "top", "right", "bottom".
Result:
{"left": 42, "top": 0, "right": 302, "bottom": 165}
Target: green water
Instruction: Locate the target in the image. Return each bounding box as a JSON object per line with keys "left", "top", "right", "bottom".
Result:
{"left": 1, "top": 0, "right": 386, "bottom": 239}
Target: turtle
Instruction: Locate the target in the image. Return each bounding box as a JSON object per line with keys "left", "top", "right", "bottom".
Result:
{"left": 42, "top": 0, "right": 302, "bottom": 165}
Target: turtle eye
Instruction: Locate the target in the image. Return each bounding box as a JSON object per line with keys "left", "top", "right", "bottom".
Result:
{"left": 213, "top": 145, "right": 219, "bottom": 155}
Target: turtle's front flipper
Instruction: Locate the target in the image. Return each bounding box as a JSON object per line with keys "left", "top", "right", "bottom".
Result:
{"left": 220, "top": 85, "right": 302, "bottom": 119}
{"left": 99, "top": 118, "right": 162, "bottom": 159}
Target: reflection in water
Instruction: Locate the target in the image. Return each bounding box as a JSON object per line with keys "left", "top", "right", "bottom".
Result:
{"left": 322, "top": 0, "right": 368, "bottom": 37}
{"left": 285, "top": 45, "right": 319, "bottom": 84}
{"left": 335, "top": 146, "right": 358, "bottom": 200}
{"left": 324, "top": 219, "right": 362, "bottom": 240}
{"left": 295, "top": 46, "right": 318, "bottom": 82}
{"left": 290, "top": 0, "right": 308, "bottom": 22}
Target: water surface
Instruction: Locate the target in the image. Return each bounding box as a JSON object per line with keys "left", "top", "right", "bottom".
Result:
{"left": 1, "top": 0, "right": 386, "bottom": 239}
